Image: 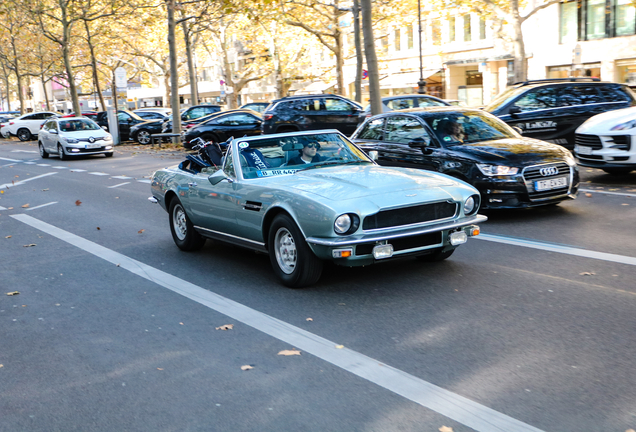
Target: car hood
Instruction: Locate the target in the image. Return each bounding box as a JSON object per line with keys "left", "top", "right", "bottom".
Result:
{"left": 267, "top": 165, "right": 470, "bottom": 202}
{"left": 448, "top": 138, "right": 568, "bottom": 164}
{"left": 59, "top": 130, "right": 110, "bottom": 139}
{"left": 576, "top": 106, "right": 636, "bottom": 133}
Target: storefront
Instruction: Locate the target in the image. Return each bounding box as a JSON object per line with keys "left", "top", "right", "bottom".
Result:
{"left": 615, "top": 58, "right": 636, "bottom": 87}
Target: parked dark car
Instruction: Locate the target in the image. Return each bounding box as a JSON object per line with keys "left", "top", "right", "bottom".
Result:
{"left": 240, "top": 102, "right": 269, "bottom": 113}
{"left": 358, "top": 94, "right": 450, "bottom": 124}
{"left": 180, "top": 104, "right": 222, "bottom": 121}
{"left": 261, "top": 94, "right": 362, "bottom": 136}
{"left": 484, "top": 78, "right": 636, "bottom": 149}
{"left": 133, "top": 108, "right": 172, "bottom": 120}
{"left": 161, "top": 111, "right": 220, "bottom": 134}
{"left": 183, "top": 109, "right": 262, "bottom": 149}
{"left": 129, "top": 119, "right": 165, "bottom": 144}
{"left": 95, "top": 110, "right": 148, "bottom": 141}
{"left": 352, "top": 107, "right": 580, "bottom": 209}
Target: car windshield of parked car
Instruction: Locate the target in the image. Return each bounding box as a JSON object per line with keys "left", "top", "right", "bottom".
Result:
{"left": 59, "top": 119, "right": 101, "bottom": 132}
{"left": 423, "top": 112, "right": 516, "bottom": 145}
{"left": 236, "top": 132, "right": 372, "bottom": 179}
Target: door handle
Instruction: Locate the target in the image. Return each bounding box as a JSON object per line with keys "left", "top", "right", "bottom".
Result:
{"left": 188, "top": 182, "right": 197, "bottom": 187}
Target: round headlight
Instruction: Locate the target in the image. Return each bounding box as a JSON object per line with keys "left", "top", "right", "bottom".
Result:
{"left": 334, "top": 214, "right": 352, "bottom": 234}
{"left": 464, "top": 196, "right": 475, "bottom": 214}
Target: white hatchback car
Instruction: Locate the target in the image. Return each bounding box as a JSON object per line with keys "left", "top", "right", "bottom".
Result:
{"left": 2, "top": 111, "right": 59, "bottom": 141}
{"left": 38, "top": 117, "right": 114, "bottom": 160}
{"left": 574, "top": 106, "right": 636, "bottom": 175}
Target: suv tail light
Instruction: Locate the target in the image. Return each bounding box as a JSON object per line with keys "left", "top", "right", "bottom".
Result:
{"left": 9, "top": 121, "right": 14, "bottom": 125}
{"left": 263, "top": 114, "right": 273, "bottom": 121}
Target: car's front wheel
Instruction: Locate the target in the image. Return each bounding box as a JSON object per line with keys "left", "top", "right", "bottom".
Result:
{"left": 17, "top": 128, "right": 32, "bottom": 141}
{"left": 169, "top": 199, "right": 206, "bottom": 251}
{"left": 136, "top": 130, "right": 151, "bottom": 145}
{"left": 268, "top": 214, "right": 323, "bottom": 288}
{"left": 57, "top": 144, "right": 68, "bottom": 160}
{"left": 39, "top": 142, "right": 49, "bottom": 158}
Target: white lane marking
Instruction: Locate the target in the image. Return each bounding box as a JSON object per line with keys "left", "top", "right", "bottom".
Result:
{"left": 0, "top": 157, "right": 22, "bottom": 162}
{"left": 25, "top": 202, "right": 58, "bottom": 211}
{"left": 111, "top": 175, "right": 132, "bottom": 179}
{"left": 137, "top": 179, "right": 152, "bottom": 184}
{"left": 52, "top": 166, "right": 68, "bottom": 169}
{"left": 11, "top": 150, "right": 37, "bottom": 153}
{"left": 10, "top": 213, "right": 545, "bottom": 432}
{"left": 23, "top": 162, "right": 36, "bottom": 165}
{"left": 89, "top": 172, "right": 109, "bottom": 176}
{"left": 37, "top": 164, "right": 51, "bottom": 166}
{"left": 70, "top": 169, "right": 86, "bottom": 172}
{"left": 0, "top": 172, "right": 58, "bottom": 189}
{"left": 478, "top": 234, "right": 636, "bottom": 266}
{"left": 108, "top": 182, "right": 130, "bottom": 189}
{"left": 579, "top": 188, "right": 636, "bottom": 198}
{"left": 0, "top": 206, "right": 6, "bottom": 210}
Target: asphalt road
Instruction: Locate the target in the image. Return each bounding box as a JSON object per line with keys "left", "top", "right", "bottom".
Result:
{"left": 1, "top": 138, "right": 635, "bottom": 432}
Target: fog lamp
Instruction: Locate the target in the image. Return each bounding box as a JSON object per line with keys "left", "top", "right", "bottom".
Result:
{"left": 373, "top": 244, "right": 394, "bottom": 259}
{"left": 450, "top": 231, "right": 468, "bottom": 246}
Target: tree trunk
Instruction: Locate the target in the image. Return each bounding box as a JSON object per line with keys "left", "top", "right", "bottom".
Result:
{"left": 360, "top": 0, "right": 381, "bottom": 115}
{"left": 10, "top": 37, "right": 25, "bottom": 114}
{"left": 40, "top": 74, "right": 51, "bottom": 111}
{"left": 510, "top": 0, "right": 527, "bottom": 83}
{"left": 167, "top": 0, "right": 181, "bottom": 136}
{"left": 84, "top": 21, "right": 106, "bottom": 111}
{"left": 352, "top": 0, "right": 363, "bottom": 103}
{"left": 182, "top": 22, "right": 198, "bottom": 106}
{"left": 332, "top": 1, "right": 344, "bottom": 96}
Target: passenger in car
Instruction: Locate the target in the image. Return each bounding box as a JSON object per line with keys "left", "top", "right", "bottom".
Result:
{"left": 437, "top": 119, "right": 465, "bottom": 143}
{"left": 287, "top": 142, "right": 324, "bottom": 165}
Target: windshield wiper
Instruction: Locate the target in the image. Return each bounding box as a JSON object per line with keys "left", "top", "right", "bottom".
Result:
{"left": 297, "top": 160, "right": 370, "bottom": 172}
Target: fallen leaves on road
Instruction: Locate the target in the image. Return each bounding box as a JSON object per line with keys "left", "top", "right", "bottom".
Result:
{"left": 75, "top": 200, "right": 82, "bottom": 206}
{"left": 585, "top": 193, "right": 592, "bottom": 197}
{"left": 179, "top": 322, "right": 184, "bottom": 325}
{"left": 23, "top": 244, "right": 36, "bottom": 247}
{"left": 216, "top": 324, "right": 233, "bottom": 330}
{"left": 157, "top": 368, "right": 163, "bottom": 371}
{"left": 21, "top": 204, "right": 29, "bottom": 208}
{"left": 439, "top": 427, "right": 454, "bottom": 432}
{"left": 6, "top": 291, "right": 19, "bottom": 296}
{"left": 96, "top": 227, "right": 101, "bottom": 230}
{"left": 5, "top": 236, "right": 11, "bottom": 238}
{"left": 241, "top": 365, "right": 254, "bottom": 371}
{"left": 579, "top": 272, "right": 595, "bottom": 276}
{"left": 306, "top": 317, "right": 313, "bottom": 321}
{"left": 278, "top": 349, "right": 301, "bottom": 356}
{"left": 138, "top": 229, "right": 145, "bottom": 234}
{"left": 335, "top": 345, "right": 344, "bottom": 349}
{"left": 622, "top": 203, "right": 630, "bottom": 206}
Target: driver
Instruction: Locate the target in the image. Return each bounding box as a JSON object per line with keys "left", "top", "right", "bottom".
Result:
{"left": 287, "top": 142, "right": 324, "bottom": 165}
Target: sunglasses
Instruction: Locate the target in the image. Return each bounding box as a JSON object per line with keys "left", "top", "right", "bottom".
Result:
{"left": 306, "top": 144, "right": 319, "bottom": 149}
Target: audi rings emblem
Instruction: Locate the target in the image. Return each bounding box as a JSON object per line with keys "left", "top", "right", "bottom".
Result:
{"left": 540, "top": 166, "right": 558, "bottom": 176}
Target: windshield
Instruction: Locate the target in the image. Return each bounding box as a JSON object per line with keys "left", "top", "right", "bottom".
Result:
{"left": 59, "top": 119, "right": 101, "bottom": 132}
{"left": 483, "top": 86, "right": 524, "bottom": 112}
{"left": 236, "top": 132, "right": 373, "bottom": 179}
{"left": 423, "top": 111, "right": 517, "bottom": 145}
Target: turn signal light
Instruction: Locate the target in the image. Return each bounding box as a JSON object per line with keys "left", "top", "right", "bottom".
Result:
{"left": 332, "top": 249, "right": 352, "bottom": 258}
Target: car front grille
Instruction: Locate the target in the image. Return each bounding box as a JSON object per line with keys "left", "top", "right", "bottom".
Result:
{"left": 607, "top": 135, "right": 631, "bottom": 151}
{"left": 522, "top": 162, "right": 571, "bottom": 201}
{"left": 355, "top": 232, "right": 443, "bottom": 256}
{"left": 72, "top": 146, "right": 107, "bottom": 153}
{"left": 575, "top": 134, "right": 603, "bottom": 150}
{"left": 362, "top": 201, "right": 457, "bottom": 230}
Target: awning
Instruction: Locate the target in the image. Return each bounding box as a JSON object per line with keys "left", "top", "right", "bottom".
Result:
{"left": 380, "top": 70, "right": 440, "bottom": 89}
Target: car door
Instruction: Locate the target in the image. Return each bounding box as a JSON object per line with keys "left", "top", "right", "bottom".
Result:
{"left": 549, "top": 84, "right": 607, "bottom": 147}
{"left": 214, "top": 113, "right": 262, "bottom": 141}
{"left": 323, "top": 97, "right": 361, "bottom": 136}
{"left": 40, "top": 120, "right": 54, "bottom": 150}
{"left": 374, "top": 115, "right": 441, "bottom": 172}
{"left": 116, "top": 112, "right": 133, "bottom": 140}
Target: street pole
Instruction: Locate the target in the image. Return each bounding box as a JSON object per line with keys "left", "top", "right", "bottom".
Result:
{"left": 167, "top": 0, "right": 181, "bottom": 143}
{"left": 417, "top": 0, "right": 426, "bottom": 94}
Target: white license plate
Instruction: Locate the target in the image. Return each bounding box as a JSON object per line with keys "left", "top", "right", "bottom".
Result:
{"left": 535, "top": 177, "right": 568, "bottom": 191}
{"left": 575, "top": 145, "right": 592, "bottom": 155}
{"left": 86, "top": 143, "right": 101, "bottom": 149}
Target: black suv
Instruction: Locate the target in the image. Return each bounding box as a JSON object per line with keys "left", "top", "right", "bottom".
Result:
{"left": 261, "top": 94, "right": 362, "bottom": 136}
{"left": 485, "top": 78, "right": 636, "bottom": 149}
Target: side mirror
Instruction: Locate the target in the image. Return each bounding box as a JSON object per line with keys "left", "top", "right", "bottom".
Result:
{"left": 50, "top": 129, "right": 58, "bottom": 134}
{"left": 408, "top": 137, "right": 428, "bottom": 148}
{"left": 208, "top": 170, "right": 229, "bottom": 185}
{"left": 368, "top": 150, "right": 378, "bottom": 161}
{"left": 101, "top": 125, "right": 108, "bottom": 130}
{"left": 509, "top": 106, "right": 522, "bottom": 116}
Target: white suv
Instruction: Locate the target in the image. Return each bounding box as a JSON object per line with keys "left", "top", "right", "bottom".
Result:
{"left": 2, "top": 111, "right": 59, "bottom": 141}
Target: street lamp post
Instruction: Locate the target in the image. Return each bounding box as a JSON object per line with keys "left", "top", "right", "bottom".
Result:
{"left": 417, "top": 0, "right": 426, "bottom": 94}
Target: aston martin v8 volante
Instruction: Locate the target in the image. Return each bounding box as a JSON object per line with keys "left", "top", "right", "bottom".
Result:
{"left": 150, "top": 130, "right": 487, "bottom": 288}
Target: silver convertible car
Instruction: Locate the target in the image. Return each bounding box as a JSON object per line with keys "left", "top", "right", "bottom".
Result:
{"left": 150, "top": 130, "right": 487, "bottom": 288}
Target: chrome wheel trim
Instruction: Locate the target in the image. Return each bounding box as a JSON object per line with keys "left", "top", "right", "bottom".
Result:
{"left": 274, "top": 227, "right": 297, "bottom": 275}
{"left": 138, "top": 130, "right": 150, "bottom": 144}
{"left": 173, "top": 204, "right": 188, "bottom": 241}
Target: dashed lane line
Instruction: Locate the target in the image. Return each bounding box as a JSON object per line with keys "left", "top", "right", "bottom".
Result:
{"left": 579, "top": 188, "right": 636, "bottom": 198}
{"left": 25, "top": 202, "right": 58, "bottom": 211}
{"left": 478, "top": 233, "right": 636, "bottom": 266}
{"left": 10, "top": 213, "right": 545, "bottom": 432}
{"left": 0, "top": 157, "right": 22, "bottom": 162}
{"left": 137, "top": 179, "right": 151, "bottom": 184}
{"left": 89, "top": 172, "right": 109, "bottom": 176}
{"left": 0, "top": 172, "right": 58, "bottom": 189}
{"left": 108, "top": 182, "right": 131, "bottom": 188}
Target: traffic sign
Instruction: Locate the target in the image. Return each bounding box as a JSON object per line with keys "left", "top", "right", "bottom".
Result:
{"left": 115, "top": 67, "right": 127, "bottom": 88}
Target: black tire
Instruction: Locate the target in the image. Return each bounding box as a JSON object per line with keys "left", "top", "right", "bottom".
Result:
{"left": 17, "top": 128, "right": 32, "bottom": 142}
{"left": 268, "top": 214, "right": 323, "bottom": 288}
{"left": 416, "top": 247, "right": 455, "bottom": 262}
{"left": 603, "top": 168, "right": 633, "bottom": 176}
{"left": 38, "top": 142, "right": 49, "bottom": 159}
{"left": 104, "top": 152, "right": 114, "bottom": 158}
{"left": 169, "top": 199, "right": 206, "bottom": 251}
{"left": 136, "top": 130, "right": 151, "bottom": 145}
{"left": 57, "top": 144, "right": 68, "bottom": 160}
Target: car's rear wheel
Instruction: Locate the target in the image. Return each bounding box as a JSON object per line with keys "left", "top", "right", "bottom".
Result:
{"left": 39, "top": 142, "right": 49, "bottom": 158}
{"left": 57, "top": 144, "right": 68, "bottom": 160}
{"left": 268, "top": 214, "right": 323, "bottom": 288}
{"left": 17, "top": 128, "right": 32, "bottom": 141}
{"left": 416, "top": 247, "right": 455, "bottom": 262}
{"left": 169, "top": 199, "right": 206, "bottom": 251}
{"left": 136, "top": 130, "right": 151, "bottom": 145}
{"left": 603, "top": 168, "right": 633, "bottom": 175}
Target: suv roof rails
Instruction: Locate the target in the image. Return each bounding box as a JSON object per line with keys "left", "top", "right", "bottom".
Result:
{"left": 513, "top": 77, "right": 601, "bottom": 86}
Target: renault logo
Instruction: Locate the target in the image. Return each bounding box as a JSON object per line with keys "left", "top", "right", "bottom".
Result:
{"left": 88, "top": 137, "right": 95, "bottom": 143}
{"left": 540, "top": 166, "right": 558, "bottom": 176}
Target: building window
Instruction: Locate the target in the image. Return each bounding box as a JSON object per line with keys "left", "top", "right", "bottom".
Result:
{"left": 463, "top": 15, "right": 472, "bottom": 41}
{"left": 507, "top": 60, "right": 515, "bottom": 85}
{"left": 479, "top": 17, "right": 486, "bottom": 39}
{"left": 394, "top": 28, "right": 401, "bottom": 51}
{"left": 586, "top": 0, "right": 607, "bottom": 39}
{"left": 449, "top": 16, "right": 456, "bottom": 42}
{"left": 381, "top": 36, "right": 389, "bottom": 54}
{"left": 432, "top": 20, "right": 441, "bottom": 45}
{"left": 466, "top": 70, "right": 483, "bottom": 85}
{"left": 407, "top": 24, "right": 414, "bottom": 49}
{"left": 616, "top": 59, "right": 636, "bottom": 85}
{"left": 560, "top": 1, "right": 579, "bottom": 43}
{"left": 616, "top": 0, "right": 636, "bottom": 36}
